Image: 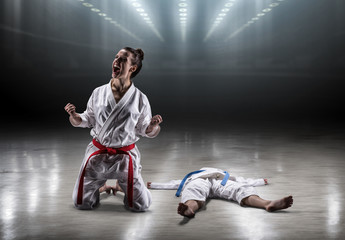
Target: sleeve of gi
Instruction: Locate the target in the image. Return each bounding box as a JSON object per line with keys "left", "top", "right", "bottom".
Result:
{"left": 233, "top": 176, "right": 266, "bottom": 186}
{"left": 71, "top": 91, "right": 96, "bottom": 128}
{"left": 149, "top": 180, "right": 182, "bottom": 190}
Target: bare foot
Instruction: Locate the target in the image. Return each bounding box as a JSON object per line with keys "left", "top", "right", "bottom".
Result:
{"left": 111, "top": 181, "right": 123, "bottom": 195}
{"left": 177, "top": 203, "right": 195, "bottom": 218}
{"left": 264, "top": 179, "right": 268, "bottom": 185}
{"left": 266, "top": 196, "right": 293, "bottom": 212}
{"left": 99, "top": 184, "right": 112, "bottom": 194}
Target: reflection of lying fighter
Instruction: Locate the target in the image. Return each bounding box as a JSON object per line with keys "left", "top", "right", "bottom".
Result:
{"left": 147, "top": 167, "right": 293, "bottom": 218}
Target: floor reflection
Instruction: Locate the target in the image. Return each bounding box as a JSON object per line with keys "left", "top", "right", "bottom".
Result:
{"left": 0, "top": 124, "right": 344, "bottom": 239}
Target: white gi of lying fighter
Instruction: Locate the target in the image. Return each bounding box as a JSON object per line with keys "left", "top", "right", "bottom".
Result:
{"left": 147, "top": 167, "right": 293, "bottom": 218}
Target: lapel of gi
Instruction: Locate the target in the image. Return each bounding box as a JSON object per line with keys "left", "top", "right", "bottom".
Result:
{"left": 96, "top": 82, "right": 136, "bottom": 142}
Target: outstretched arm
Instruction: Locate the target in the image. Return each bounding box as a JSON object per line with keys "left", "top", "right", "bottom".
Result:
{"left": 232, "top": 176, "right": 268, "bottom": 186}
{"left": 147, "top": 179, "right": 181, "bottom": 190}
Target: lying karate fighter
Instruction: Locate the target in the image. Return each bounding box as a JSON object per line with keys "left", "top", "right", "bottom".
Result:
{"left": 147, "top": 167, "right": 293, "bottom": 218}
{"left": 64, "top": 47, "right": 162, "bottom": 211}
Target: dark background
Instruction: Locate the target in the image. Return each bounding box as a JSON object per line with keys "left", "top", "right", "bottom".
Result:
{"left": 1, "top": 0, "right": 344, "bottom": 129}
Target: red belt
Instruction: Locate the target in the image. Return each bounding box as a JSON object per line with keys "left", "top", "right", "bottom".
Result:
{"left": 77, "top": 139, "right": 135, "bottom": 207}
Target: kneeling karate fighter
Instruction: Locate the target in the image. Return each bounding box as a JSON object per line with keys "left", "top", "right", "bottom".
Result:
{"left": 65, "top": 47, "right": 162, "bottom": 211}
{"left": 148, "top": 167, "right": 293, "bottom": 218}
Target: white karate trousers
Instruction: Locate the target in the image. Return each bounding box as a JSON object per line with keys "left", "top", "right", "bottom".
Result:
{"left": 181, "top": 178, "right": 258, "bottom": 205}
{"left": 72, "top": 142, "right": 152, "bottom": 211}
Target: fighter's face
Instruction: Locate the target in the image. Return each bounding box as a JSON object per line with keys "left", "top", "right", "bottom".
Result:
{"left": 112, "top": 49, "right": 134, "bottom": 79}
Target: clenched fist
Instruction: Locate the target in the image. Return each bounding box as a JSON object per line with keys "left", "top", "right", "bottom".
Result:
{"left": 146, "top": 114, "right": 163, "bottom": 135}
{"left": 64, "top": 103, "right": 82, "bottom": 126}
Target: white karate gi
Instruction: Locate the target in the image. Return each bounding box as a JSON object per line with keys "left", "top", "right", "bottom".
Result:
{"left": 149, "top": 167, "right": 265, "bottom": 205}
{"left": 71, "top": 81, "right": 159, "bottom": 211}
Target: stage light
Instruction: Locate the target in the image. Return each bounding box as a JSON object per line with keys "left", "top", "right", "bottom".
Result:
{"left": 178, "top": 0, "right": 188, "bottom": 42}
{"left": 225, "top": 0, "right": 286, "bottom": 41}
{"left": 125, "top": 0, "right": 164, "bottom": 41}
{"left": 132, "top": 2, "right": 141, "bottom": 8}
{"left": 77, "top": 0, "right": 141, "bottom": 41}
{"left": 269, "top": 3, "right": 280, "bottom": 7}
{"left": 204, "top": 0, "right": 238, "bottom": 42}
{"left": 82, "top": 3, "right": 93, "bottom": 8}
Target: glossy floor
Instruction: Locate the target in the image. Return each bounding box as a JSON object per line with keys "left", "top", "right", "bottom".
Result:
{"left": 1, "top": 122, "right": 344, "bottom": 240}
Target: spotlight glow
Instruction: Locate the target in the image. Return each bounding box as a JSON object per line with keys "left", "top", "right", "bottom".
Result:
{"left": 77, "top": 0, "right": 142, "bottom": 41}
{"left": 269, "top": 3, "right": 280, "bottom": 7}
{"left": 132, "top": 3, "right": 141, "bottom": 7}
{"left": 178, "top": 0, "right": 188, "bottom": 42}
{"left": 204, "top": 0, "right": 237, "bottom": 42}
{"left": 126, "top": 0, "right": 164, "bottom": 41}
{"left": 226, "top": 0, "right": 285, "bottom": 41}
{"left": 82, "top": 3, "right": 93, "bottom": 7}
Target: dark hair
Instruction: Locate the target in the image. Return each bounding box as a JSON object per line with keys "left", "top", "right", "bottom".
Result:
{"left": 123, "top": 47, "right": 144, "bottom": 79}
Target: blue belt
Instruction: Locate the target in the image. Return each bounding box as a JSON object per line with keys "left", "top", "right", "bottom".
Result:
{"left": 175, "top": 170, "right": 230, "bottom": 197}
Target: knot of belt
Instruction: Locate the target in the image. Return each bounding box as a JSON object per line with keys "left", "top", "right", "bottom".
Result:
{"left": 77, "top": 139, "right": 135, "bottom": 208}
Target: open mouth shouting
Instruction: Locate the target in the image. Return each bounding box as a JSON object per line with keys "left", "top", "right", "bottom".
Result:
{"left": 112, "top": 64, "right": 121, "bottom": 77}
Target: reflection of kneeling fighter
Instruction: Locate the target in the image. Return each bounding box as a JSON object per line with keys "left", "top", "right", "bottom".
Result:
{"left": 147, "top": 167, "right": 293, "bottom": 218}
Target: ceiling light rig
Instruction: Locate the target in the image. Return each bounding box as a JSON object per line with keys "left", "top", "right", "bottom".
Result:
{"left": 127, "top": 0, "right": 164, "bottom": 42}
{"left": 178, "top": 0, "right": 188, "bottom": 42}
{"left": 203, "top": 0, "right": 237, "bottom": 42}
{"left": 225, "top": 0, "right": 286, "bottom": 41}
{"left": 76, "top": 0, "right": 142, "bottom": 41}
